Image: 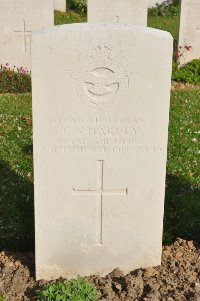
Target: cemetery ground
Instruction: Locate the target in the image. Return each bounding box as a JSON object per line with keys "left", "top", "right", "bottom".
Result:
{"left": 0, "top": 9, "right": 200, "bottom": 301}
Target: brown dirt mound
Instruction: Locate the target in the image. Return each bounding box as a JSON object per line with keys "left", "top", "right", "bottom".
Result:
{"left": 0, "top": 238, "right": 200, "bottom": 301}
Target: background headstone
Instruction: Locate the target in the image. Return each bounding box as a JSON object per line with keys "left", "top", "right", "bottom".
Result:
{"left": 178, "top": 0, "right": 200, "bottom": 65}
{"left": 0, "top": 0, "right": 54, "bottom": 70}
{"left": 88, "top": 0, "right": 148, "bottom": 25}
{"left": 32, "top": 23, "right": 173, "bottom": 280}
{"left": 54, "top": 0, "right": 66, "bottom": 11}
{"left": 148, "top": 0, "right": 165, "bottom": 7}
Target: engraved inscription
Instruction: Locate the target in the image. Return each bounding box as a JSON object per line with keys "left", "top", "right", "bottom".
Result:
{"left": 72, "top": 160, "right": 128, "bottom": 245}
{"left": 68, "top": 44, "right": 132, "bottom": 110}
{"left": 115, "top": 16, "right": 120, "bottom": 23}
{"left": 14, "top": 20, "right": 32, "bottom": 54}
{"left": 42, "top": 115, "right": 163, "bottom": 154}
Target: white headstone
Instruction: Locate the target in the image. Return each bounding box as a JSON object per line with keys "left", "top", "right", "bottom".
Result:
{"left": 0, "top": 0, "right": 54, "bottom": 70}
{"left": 148, "top": 0, "right": 165, "bottom": 8}
{"left": 178, "top": 0, "right": 200, "bottom": 65}
{"left": 32, "top": 23, "right": 173, "bottom": 280}
{"left": 88, "top": 0, "right": 148, "bottom": 25}
{"left": 54, "top": 0, "right": 66, "bottom": 11}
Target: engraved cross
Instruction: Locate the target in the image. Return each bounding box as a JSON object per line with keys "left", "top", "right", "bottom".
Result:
{"left": 72, "top": 160, "right": 128, "bottom": 246}
{"left": 14, "top": 20, "right": 32, "bottom": 54}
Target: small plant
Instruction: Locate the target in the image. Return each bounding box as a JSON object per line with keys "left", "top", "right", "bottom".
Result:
{"left": 148, "top": 0, "right": 180, "bottom": 17}
{"left": 67, "top": 0, "right": 87, "bottom": 13}
{"left": 172, "top": 59, "right": 200, "bottom": 85}
{"left": 0, "top": 63, "right": 31, "bottom": 93}
{"left": 36, "top": 276, "right": 100, "bottom": 301}
{"left": 0, "top": 295, "right": 6, "bottom": 301}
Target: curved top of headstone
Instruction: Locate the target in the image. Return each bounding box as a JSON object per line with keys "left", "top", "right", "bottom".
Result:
{"left": 32, "top": 22, "right": 173, "bottom": 40}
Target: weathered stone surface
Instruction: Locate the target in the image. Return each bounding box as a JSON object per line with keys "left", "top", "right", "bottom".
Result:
{"left": 178, "top": 0, "right": 200, "bottom": 65}
{"left": 32, "top": 23, "right": 172, "bottom": 280}
{"left": 88, "top": 0, "right": 148, "bottom": 25}
{"left": 0, "top": 0, "right": 54, "bottom": 70}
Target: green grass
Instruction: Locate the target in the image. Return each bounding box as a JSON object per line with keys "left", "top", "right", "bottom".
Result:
{"left": 148, "top": 15, "right": 179, "bottom": 41}
{"left": 54, "top": 9, "right": 86, "bottom": 25}
{"left": 0, "top": 90, "right": 199, "bottom": 251}
{"left": 0, "top": 94, "right": 34, "bottom": 251}
{"left": 164, "top": 89, "right": 200, "bottom": 243}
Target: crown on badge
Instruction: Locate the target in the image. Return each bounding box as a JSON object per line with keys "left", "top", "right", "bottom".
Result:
{"left": 95, "top": 44, "right": 111, "bottom": 57}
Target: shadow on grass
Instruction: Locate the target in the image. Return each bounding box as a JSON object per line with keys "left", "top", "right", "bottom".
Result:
{"left": 0, "top": 160, "right": 34, "bottom": 252}
{"left": 23, "top": 144, "right": 33, "bottom": 155}
{"left": 0, "top": 159, "right": 200, "bottom": 252}
{"left": 164, "top": 174, "right": 200, "bottom": 244}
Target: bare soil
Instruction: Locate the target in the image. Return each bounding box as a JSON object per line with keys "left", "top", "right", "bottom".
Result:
{"left": 171, "top": 81, "right": 199, "bottom": 90}
{"left": 0, "top": 238, "right": 200, "bottom": 301}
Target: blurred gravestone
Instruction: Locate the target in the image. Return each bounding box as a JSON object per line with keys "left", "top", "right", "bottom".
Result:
{"left": 88, "top": 0, "right": 148, "bottom": 25}
{"left": 32, "top": 23, "right": 173, "bottom": 280}
{"left": 54, "top": 0, "right": 66, "bottom": 11}
{"left": 148, "top": 0, "right": 165, "bottom": 7}
{"left": 0, "top": 0, "right": 54, "bottom": 70}
{"left": 178, "top": 0, "right": 200, "bottom": 65}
